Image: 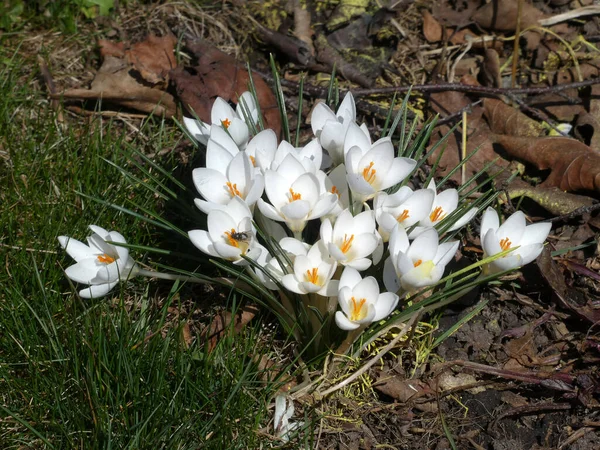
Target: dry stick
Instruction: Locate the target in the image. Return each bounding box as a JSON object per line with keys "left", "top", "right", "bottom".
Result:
{"left": 263, "top": 72, "right": 600, "bottom": 99}
{"left": 317, "top": 311, "right": 420, "bottom": 398}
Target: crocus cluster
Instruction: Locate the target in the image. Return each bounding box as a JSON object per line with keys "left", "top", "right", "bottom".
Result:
{"left": 57, "top": 91, "right": 552, "bottom": 340}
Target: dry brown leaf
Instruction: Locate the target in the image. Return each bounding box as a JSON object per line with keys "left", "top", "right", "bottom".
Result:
{"left": 374, "top": 376, "right": 432, "bottom": 402}
{"left": 59, "top": 56, "right": 176, "bottom": 117}
{"left": 481, "top": 48, "right": 501, "bottom": 88}
{"left": 490, "top": 133, "right": 600, "bottom": 193}
{"left": 483, "top": 98, "right": 545, "bottom": 137}
{"left": 170, "top": 39, "right": 281, "bottom": 138}
{"left": 471, "top": 0, "right": 546, "bottom": 31}
{"left": 422, "top": 10, "right": 443, "bottom": 43}
{"left": 203, "top": 305, "right": 258, "bottom": 352}
{"left": 98, "top": 34, "right": 177, "bottom": 86}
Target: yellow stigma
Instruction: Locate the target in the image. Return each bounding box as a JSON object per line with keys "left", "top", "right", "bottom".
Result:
{"left": 221, "top": 118, "right": 231, "bottom": 129}
{"left": 226, "top": 182, "right": 242, "bottom": 197}
{"left": 249, "top": 155, "right": 256, "bottom": 167}
{"left": 289, "top": 188, "right": 302, "bottom": 202}
{"left": 350, "top": 297, "right": 367, "bottom": 321}
{"left": 396, "top": 209, "right": 410, "bottom": 223}
{"left": 413, "top": 259, "right": 423, "bottom": 267}
{"left": 97, "top": 254, "right": 115, "bottom": 264}
{"left": 429, "top": 206, "right": 446, "bottom": 223}
{"left": 362, "top": 161, "right": 377, "bottom": 184}
{"left": 340, "top": 234, "right": 354, "bottom": 254}
{"left": 499, "top": 237, "right": 512, "bottom": 250}
{"left": 305, "top": 268, "right": 320, "bottom": 284}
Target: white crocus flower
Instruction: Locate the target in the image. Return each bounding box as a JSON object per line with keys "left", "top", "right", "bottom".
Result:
{"left": 384, "top": 226, "right": 459, "bottom": 293}
{"left": 412, "top": 179, "right": 477, "bottom": 236}
{"left": 480, "top": 207, "right": 551, "bottom": 273}
{"left": 374, "top": 186, "right": 435, "bottom": 242}
{"left": 192, "top": 131, "right": 264, "bottom": 212}
{"left": 253, "top": 237, "right": 310, "bottom": 289}
{"left": 345, "top": 128, "right": 416, "bottom": 203}
{"left": 311, "top": 92, "right": 359, "bottom": 166}
{"left": 257, "top": 154, "right": 337, "bottom": 233}
{"left": 271, "top": 139, "right": 323, "bottom": 173}
{"left": 188, "top": 197, "right": 261, "bottom": 264}
{"left": 183, "top": 92, "right": 258, "bottom": 148}
{"left": 320, "top": 209, "right": 378, "bottom": 270}
{"left": 335, "top": 267, "right": 400, "bottom": 331}
{"left": 244, "top": 128, "right": 278, "bottom": 174}
{"left": 274, "top": 395, "right": 302, "bottom": 442}
{"left": 58, "top": 225, "right": 138, "bottom": 299}
{"left": 281, "top": 241, "right": 338, "bottom": 296}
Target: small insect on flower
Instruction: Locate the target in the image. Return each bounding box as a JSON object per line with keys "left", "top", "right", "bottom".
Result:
{"left": 230, "top": 231, "right": 252, "bottom": 243}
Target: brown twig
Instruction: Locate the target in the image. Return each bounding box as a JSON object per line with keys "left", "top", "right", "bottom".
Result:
{"left": 549, "top": 201, "right": 600, "bottom": 223}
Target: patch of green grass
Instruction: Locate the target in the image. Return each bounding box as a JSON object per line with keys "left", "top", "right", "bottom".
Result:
{"left": 0, "top": 45, "right": 286, "bottom": 449}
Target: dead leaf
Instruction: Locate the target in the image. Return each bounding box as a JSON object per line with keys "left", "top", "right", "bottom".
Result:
{"left": 98, "top": 34, "right": 177, "bottom": 86}
{"left": 202, "top": 305, "right": 258, "bottom": 352}
{"left": 471, "top": 0, "right": 546, "bottom": 31}
{"left": 575, "top": 112, "right": 600, "bottom": 149}
{"left": 481, "top": 48, "right": 501, "bottom": 88}
{"left": 483, "top": 98, "right": 545, "bottom": 137}
{"left": 170, "top": 39, "right": 281, "bottom": 138}
{"left": 423, "top": 10, "right": 443, "bottom": 43}
{"left": 490, "top": 134, "right": 600, "bottom": 193}
{"left": 538, "top": 247, "right": 600, "bottom": 324}
{"left": 58, "top": 55, "right": 176, "bottom": 117}
{"left": 507, "top": 183, "right": 596, "bottom": 216}
{"left": 374, "top": 376, "right": 432, "bottom": 402}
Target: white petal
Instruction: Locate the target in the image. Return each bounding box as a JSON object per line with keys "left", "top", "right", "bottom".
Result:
{"left": 339, "top": 266, "right": 362, "bottom": 291}
{"left": 480, "top": 207, "right": 499, "bottom": 239}
{"left": 520, "top": 222, "right": 552, "bottom": 246}
{"left": 335, "top": 311, "right": 360, "bottom": 330}
{"left": 79, "top": 281, "right": 119, "bottom": 299}
{"left": 192, "top": 168, "right": 231, "bottom": 204}
{"left": 373, "top": 292, "right": 399, "bottom": 321}
{"left": 383, "top": 257, "right": 400, "bottom": 292}
{"left": 448, "top": 207, "right": 478, "bottom": 231}
{"left": 281, "top": 274, "right": 305, "bottom": 294}
{"left": 58, "top": 236, "right": 94, "bottom": 261}
{"left": 352, "top": 276, "right": 379, "bottom": 302}
{"left": 407, "top": 228, "right": 439, "bottom": 263}
{"left": 435, "top": 241, "right": 460, "bottom": 268}
{"left": 311, "top": 102, "right": 337, "bottom": 134}
{"left": 188, "top": 230, "right": 219, "bottom": 257}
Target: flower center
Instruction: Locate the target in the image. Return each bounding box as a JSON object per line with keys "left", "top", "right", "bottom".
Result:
{"left": 331, "top": 185, "right": 340, "bottom": 198}
{"left": 97, "top": 254, "right": 115, "bottom": 264}
{"left": 340, "top": 234, "right": 354, "bottom": 254}
{"left": 305, "top": 267, "right": 320, "bottom": 285}
{"left": 249, "top": 155, "right": 256, "bottom": 167}
{"left": 350, "top": 297, "right": 367, "bottom": 321}
{"left": 499, "top": 237, "right": 512, "bottom": 251}
{"left": 289, "top": 188, "right": 302, "bottom": 202}
{"left": 413, "top": 259, "right": 423, "bottom": 267}
{"left": 429, "top": 206, "right": 447, "bottom": 223}
{"left": 396, "top": 209, "right": 410, "bottom": 223}
{"left": 362, "top": 161, "right": 377, "bottom": 185}
{"left": 221, "top": 118, "right": 231, "bottom": 129}
{"left": 226, "top": 182, "right": 242, "bottom": 197}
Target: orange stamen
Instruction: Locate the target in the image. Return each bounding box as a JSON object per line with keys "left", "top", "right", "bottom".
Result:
{"left": 226, "top": 182, "right": 242, "bottom": 197}
{"left": 350, "top": 297, "right": 367, "bottom": 321}
{"left": 362, "top": 161, "right": 376, "bottom": 184}
{"left": 305, "top": 268, "right": 320, "bottom": 284}
{"left": 396, "top": 209, "right": 410, "bottom": 223}
{"left": 499, "top": 237, "right": 512, "bottom": 250}
{"left": 413, "top": 259, "right": 423, "bottom": 267}
{"left": 331, "top": 185, "right": 340, "bottom": 198}
{"left": 289, "top": 188, "right": 302, "bottom": 202}
{"left": 429, "top": 206, "right": 446, "bottom": 223}
{"left": 97, "top": 254, "right": 115, "bottom": 264}
{"left": 249, "top": 155, "right": 256, "bottom": 167}
{"left": 221, "top": 118, "right": 232, "bottom": 129}
{"left": 340, "top": 234, "right": 355, "bottom": 254}
{"left": 224, "top": 229, "right": 239, "bottom": 248}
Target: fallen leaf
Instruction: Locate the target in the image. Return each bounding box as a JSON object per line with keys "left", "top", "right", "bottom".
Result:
{"left": 471, "top": 0, "right": 546, "bottom": 31}
{"left": 481, "top": 48, "right": 501, "bottom": 88}
{"left": 483, "top": 98, "right": 545, "bottom": 137}
{"left": 98, "top": 34, "right": 177, "bottom": 86}
{"left": 507, "top": 184, "right": 596, "bottom": 216}
{"left": 202, "top": 305, "right": 258, "bottom": 351}
{"left": 58, "top": 55, "right": 176, "bottom": 117}
{"left": 490, "top": 134, "right": 600, "bottom": 193}
{"left": 538, "top": 247, "right": 600, "bottom": 324}
{"left": 374, "top": 376, "right": 432, "bottom": 402}
{"left": 422, "top": 10, "right": 442, "bottom": 43}
{"left": 170, "top": 39, "right": 281, "bottom": 138}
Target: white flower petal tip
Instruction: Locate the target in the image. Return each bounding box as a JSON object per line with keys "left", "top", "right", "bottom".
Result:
{"left": 58, "top": 225, "right": 137, "bottom": 299}
{"left": 480, "top": 208, "right": 551, "bottom": 272}
{"left": 274, "top": 395, "right": 302, "bottom": 442}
